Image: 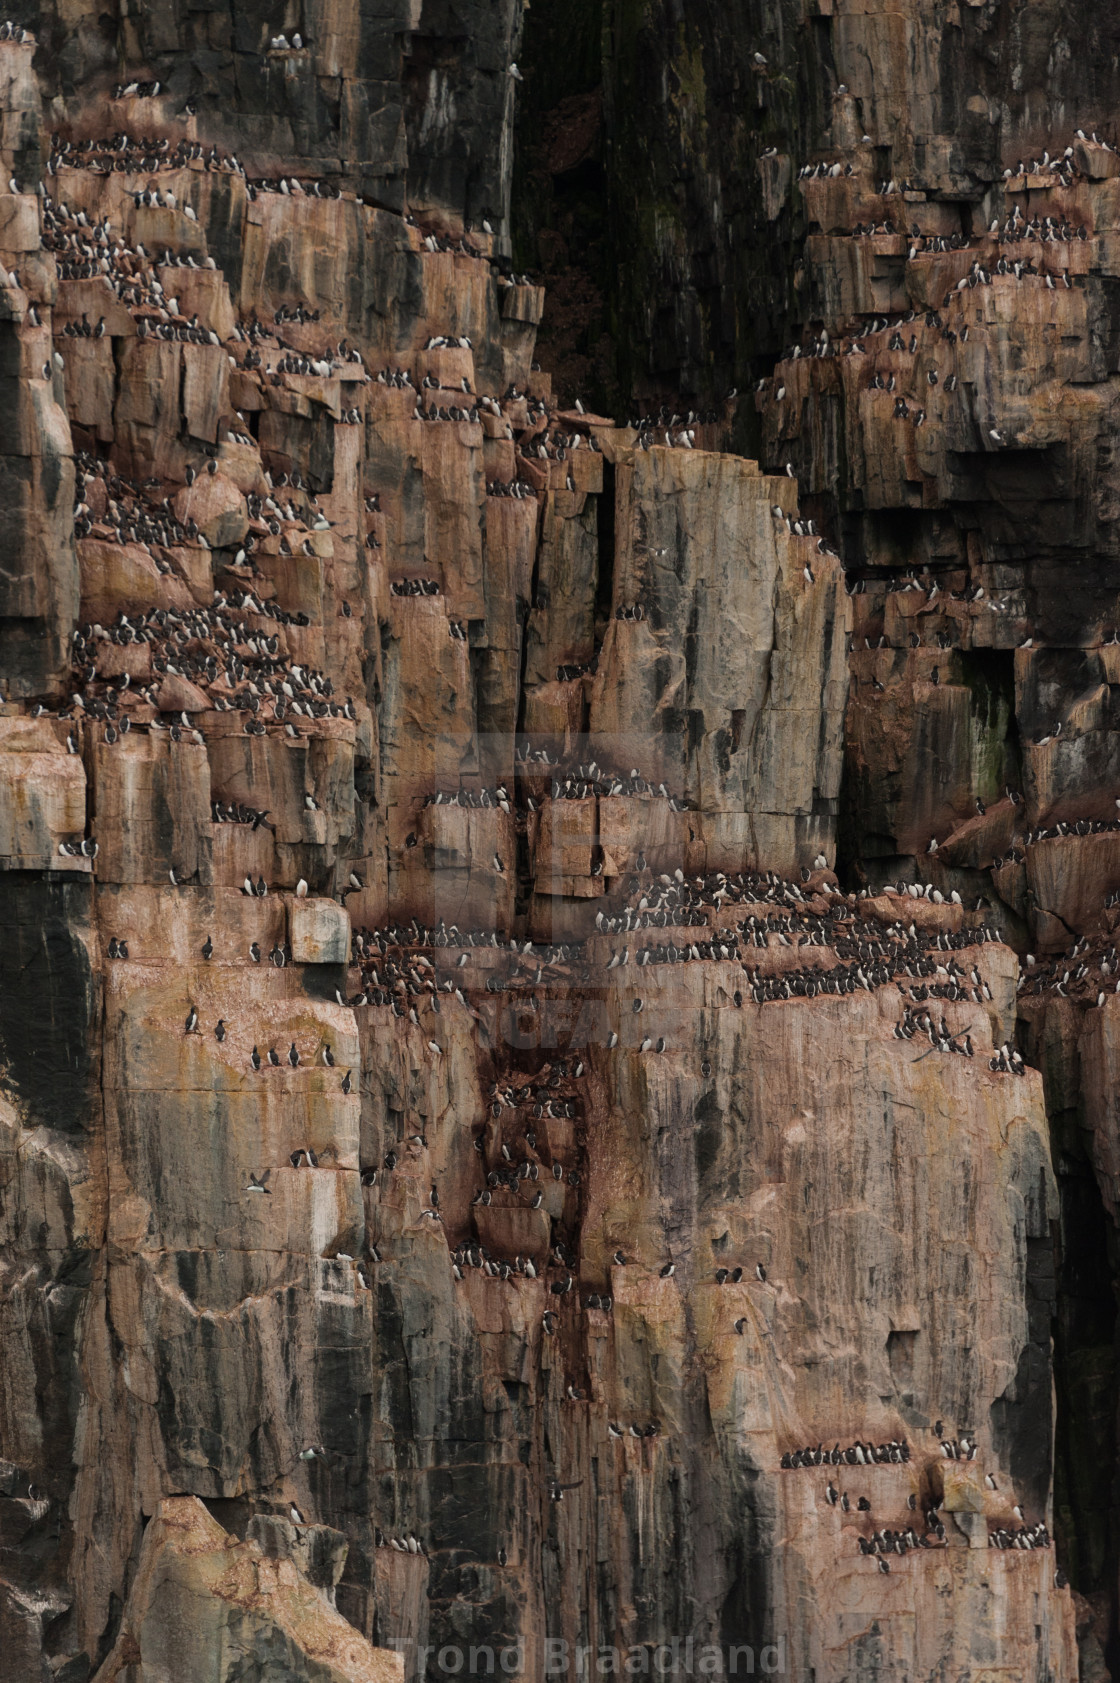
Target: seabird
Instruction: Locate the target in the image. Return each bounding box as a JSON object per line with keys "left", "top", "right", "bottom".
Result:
{"left": 246, "top": 1171, "right": 271, "bottom": 1194}
{"left": 184, "top": 1005, "right": 199, "bottom": 1034}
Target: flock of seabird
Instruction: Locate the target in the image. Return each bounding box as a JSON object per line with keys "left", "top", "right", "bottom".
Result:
{"left": 13, "top": 79, "right": 1083, "bottom": 1594}
{"left": 782, "top": 1428, "right": 1053, "bottom": 1567}
{"left": 1019, "top": 925, "right": 1120, "bottom": 1008}
{"left": 341, "top": 866, "right": 1005, "bottom": 1305}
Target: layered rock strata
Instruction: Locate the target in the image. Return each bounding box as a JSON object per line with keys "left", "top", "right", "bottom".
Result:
{"left": 0, "top": 4, "right": 1103, "bottom": 1682}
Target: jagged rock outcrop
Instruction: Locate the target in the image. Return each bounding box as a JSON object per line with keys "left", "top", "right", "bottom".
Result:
{"left": 0, "top": 1, "right": 1112, "bottom": 1680}
{"left": 90, "top": 1497, "right": 400, "bottom": 1683}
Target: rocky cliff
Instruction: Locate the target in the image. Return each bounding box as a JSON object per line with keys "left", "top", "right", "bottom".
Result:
{"left": 0, "top": 1, "right": 1113, "bottom": 1680}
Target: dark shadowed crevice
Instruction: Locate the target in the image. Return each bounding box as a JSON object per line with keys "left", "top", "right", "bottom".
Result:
{"left": 1020, "top": 1008, "right": 1120, "bottom": 1672}
{"left": 1052, "top": 1126, "right": 1119, "bottom": 1668}
{"left": 594, "top": 457, "right": 616, "bottom": 636}
{"left": 0, "top": 873, "right": 97, "bottom": 1133}
{"left": 510, "top": 0, "right": 611, "bottom": 411}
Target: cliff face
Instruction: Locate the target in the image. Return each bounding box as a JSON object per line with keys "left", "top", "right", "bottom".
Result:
{"left": 0, "top": 2, "right": 1111, "bottom": 1681}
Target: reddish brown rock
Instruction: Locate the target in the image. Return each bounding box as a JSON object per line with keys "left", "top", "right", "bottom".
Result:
{"left": 0, "top": 11, "right": 1094, "bottom": 1683}
{"left": 91, "top": 1497, "right": 402, "bottom": 1683}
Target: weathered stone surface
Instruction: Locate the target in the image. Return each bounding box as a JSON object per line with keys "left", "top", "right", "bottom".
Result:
{"left": 91, "top": 1497, "right": 402, "bottom": 1683}
{"left": 290, "top": 894, "right": 351, "bottom": 965}
{"left": 588, "top": 448, "right": 849, "bottom": 868}
{"left": 0, "top": 3, "right": 1107, "bottom": 1681}
{"left": 0, "top": 716, "right": 87, "bottom": 869}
